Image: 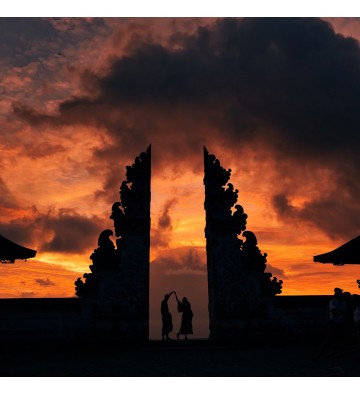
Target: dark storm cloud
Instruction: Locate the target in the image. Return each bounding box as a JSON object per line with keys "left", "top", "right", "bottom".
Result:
{"left": 265, "top": 264, "right": 286, "bottom": 279}
{"left": 151, "top": 198, "right": 177, "bottom": 248}
{"left": 20, "top": 292, "right": 35, "bottom": 298}
{"left": 0, "top": 17, "right": 108, "bottom": 67}
{"left": 0, "top": 207, "right": 104, "bottom": 253}
{"left": 13, "top": 18, "right": 360, "bottom": 238}
{"left": 158, "top": 198, "right": 177, "bottom": 230}
{"left": 14, "top": 18, "right": 360, "bottom": 151}
{"left": 35, "top": 278, "right": 55, "bottom": 287}
{"left": 21, "top": 18, "right": 359, "bottom": 156}
{"left": 273, "top": 193, "right": 360, "bottom": 239}
{"left": 40, "top": 209, "right": 104, "bottom": 253}
{"left": 152, "top": 247, "right": 206, "bottom": 274}
{"left": 0, "top": 18, "right": 59, "bottom": 67}
{"left": 0, "top": 209, "right": 36, "bottom": 245}
{"left": 291, "top": 270, "right": 339, "bottom": 278}
{"left": 22, "top": 142, "right": 66, "bottom": 159}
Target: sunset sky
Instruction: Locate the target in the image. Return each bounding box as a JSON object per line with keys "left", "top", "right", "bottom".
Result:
{"left": 1, "top": 15, "right": 360, "bottom": 338}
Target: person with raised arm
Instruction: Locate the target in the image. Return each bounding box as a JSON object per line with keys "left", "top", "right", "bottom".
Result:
{"left": 161, "top": 291, "right": 175, "bottom": 340}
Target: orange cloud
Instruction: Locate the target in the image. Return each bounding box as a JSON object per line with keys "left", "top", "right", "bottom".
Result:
{"left": 0, "top": 259, "right": 80, "bottom": 298}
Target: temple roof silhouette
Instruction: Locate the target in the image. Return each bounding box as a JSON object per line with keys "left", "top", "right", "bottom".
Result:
{"left": 313, "top": 235, "right": 360, "bottom": 265}
{"left": 0, "top": 234, "right": 37, "bottom": 263}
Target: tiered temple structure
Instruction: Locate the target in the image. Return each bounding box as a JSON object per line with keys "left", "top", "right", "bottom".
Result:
{"left": 204, "top": 147, "right": 283, "bottom": 339}
{"left": 75, "top": 146, "right": 151, "bottom": 340}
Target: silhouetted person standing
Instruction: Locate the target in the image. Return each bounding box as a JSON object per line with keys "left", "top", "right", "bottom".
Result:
{"left": 161, "top": 292, "right": 175, "bottom": 340}
{"left": 175, "top": 294, "right": 193, "bottom": 340}
{"left": 343, "top": 291, "right": 355, "bottom": 348}
{"left": 314, "top": 288, "right": 347, "bottom": 360}
{"left": 352, "top": 294, "right": 360, "bottom": 347}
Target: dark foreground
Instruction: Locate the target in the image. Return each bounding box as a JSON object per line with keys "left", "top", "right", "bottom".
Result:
{"left": 1, "top": 338, "right": 360, "bottom": 377}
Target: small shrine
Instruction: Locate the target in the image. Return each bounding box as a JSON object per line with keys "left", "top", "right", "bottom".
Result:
{"left": 314, "top": 234, "right": 360, "bottom": 290}
{"left": 314, "top": 235, "right": 360, "bottom": 265}
{"left": 0, "top": 234, "right": 36, "bottom": 264}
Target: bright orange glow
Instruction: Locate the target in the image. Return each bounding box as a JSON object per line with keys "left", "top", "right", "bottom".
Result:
{"left": 1, "top": 159, "right": 359, "bottom": 299}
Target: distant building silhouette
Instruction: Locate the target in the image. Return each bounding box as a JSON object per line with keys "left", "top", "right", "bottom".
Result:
{"left": 0, "top": 234, "right": 36, "bottom": 264}
{"left": 314, "top": 235, "right": 360, "bottom": 265}
{"left": 314, "top": 234, "right": 360, "bottom": 291}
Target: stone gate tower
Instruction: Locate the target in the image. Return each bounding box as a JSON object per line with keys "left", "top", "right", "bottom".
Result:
{"left": 75, "top": 146, "right": 151, "bottom": 340}
{"left": 204, "top": 147, "right": 282, "bottom": 339}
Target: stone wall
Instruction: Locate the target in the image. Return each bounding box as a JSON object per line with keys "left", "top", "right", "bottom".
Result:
{"left": 0, "top": 296, "right": 331, "bottom": 346}
{"left": 0, "top": 298, "right": 82, "bottom": 345}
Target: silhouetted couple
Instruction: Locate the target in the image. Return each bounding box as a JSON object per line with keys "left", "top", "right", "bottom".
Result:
{"left": 161, "top": 292, "right": 193, "bottom": 340}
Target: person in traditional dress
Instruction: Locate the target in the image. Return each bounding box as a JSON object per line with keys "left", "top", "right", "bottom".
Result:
{"left": 175, "top": 294, "right": 193, "bottom": 340}
{"left": 161, "top": 292, "right": 175, "bottom": 340}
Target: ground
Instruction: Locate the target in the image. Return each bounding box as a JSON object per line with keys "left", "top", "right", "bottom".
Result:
{"left": 0, "top": 339, "right": 360, "bottom": 377}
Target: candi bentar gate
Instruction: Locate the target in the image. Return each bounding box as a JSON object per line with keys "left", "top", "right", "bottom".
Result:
{"left": 74, "top": 145, "right": 283, "bottom": 340}
{"left": 0, "top": 146, "right": 345, "bottom": 344}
